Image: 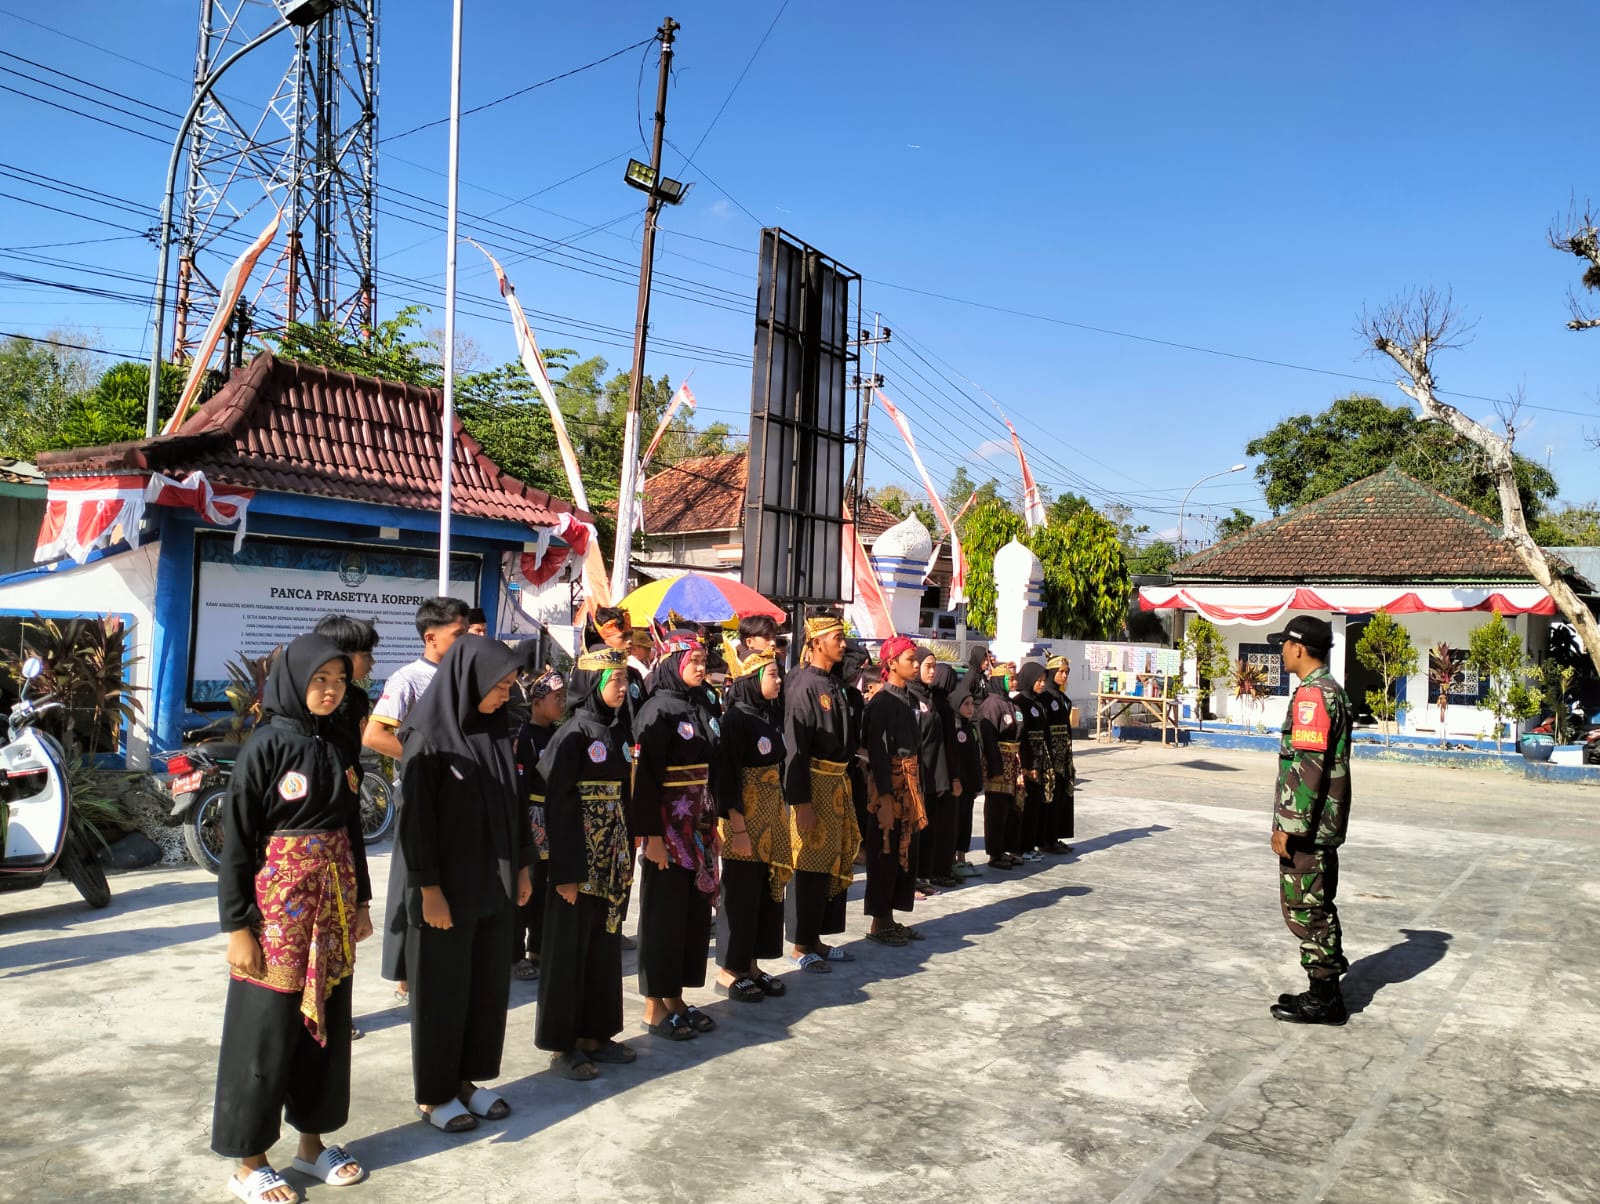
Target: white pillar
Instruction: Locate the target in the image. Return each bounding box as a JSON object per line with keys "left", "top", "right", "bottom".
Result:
{"left": 992, "top": 537, "right": 1044, "bottom": 665}
{"left": 868, "top": 515, "right": 933, "bottom": 637}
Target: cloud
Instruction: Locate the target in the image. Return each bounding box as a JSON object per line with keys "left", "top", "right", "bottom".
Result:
{"left": 707, "top": 198, "right": 735, "bottom": 220}
{"left": 972, "top": 438, "right": 1011, "bottom": 461}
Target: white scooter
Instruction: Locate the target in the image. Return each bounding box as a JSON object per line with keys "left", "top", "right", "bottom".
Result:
{"left": 0, "top": 657, "right": 111, "bottom": 909}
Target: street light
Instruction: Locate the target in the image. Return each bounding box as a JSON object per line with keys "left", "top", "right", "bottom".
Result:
{"left": 1177, "top": 463, "right": 1247, "bottom": 556}
{"left": 144, "top": 0, "right": 338, "bottom": 437}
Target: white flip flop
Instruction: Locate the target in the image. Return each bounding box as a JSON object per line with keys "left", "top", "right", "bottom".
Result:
{"left": 416, "top": 1096, "right": 477, "bottom": 1132}
{"left": 290, "top": 1144, "right": 366, "bottom": 1186}
{"left": 462, "top": 1086, "right": 510, "bottom": 1119}
{"left": 228, "top": 1166, "right": 300, "bottom": 1203}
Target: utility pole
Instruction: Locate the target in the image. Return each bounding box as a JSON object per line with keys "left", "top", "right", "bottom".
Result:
{"left": 845, "top": 315, "right": 890, "bottom": 512}
{"left": 610, "top": 16, "right": 679, "bottom": 603}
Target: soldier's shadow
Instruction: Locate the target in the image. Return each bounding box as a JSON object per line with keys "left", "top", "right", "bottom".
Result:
{"left": 1343, "top": 927, "right": 1452, "bottom": 1015}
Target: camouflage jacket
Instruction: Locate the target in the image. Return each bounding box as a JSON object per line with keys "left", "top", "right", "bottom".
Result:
{"left": 1273, "top": 666, "right": 1351, "bottom": 847}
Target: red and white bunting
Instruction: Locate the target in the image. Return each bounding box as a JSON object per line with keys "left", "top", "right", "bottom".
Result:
{"left": 845, "top": 519, "right": 896, "bottom": 638}
{"left": 34, "top": 475, "right": 149, "bottom": 565}
{"left": 1138, "top": 583, "right": 1558, "bottom": 624}
{"left": 145, "top": 470, "right": 253, "bottom": 551}
{"left": 873, "top": 388, "right": 967, "bottom": 604}
{"left": 517, "top": 512, "right": 609, "bottom": 609}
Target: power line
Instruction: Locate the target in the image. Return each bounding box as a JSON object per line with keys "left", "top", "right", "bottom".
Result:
{"left": 381, "top": 36, "right": 654, "bottom": 143}
{"left": 680, "top": 1, "right": 790, "bottom": 166}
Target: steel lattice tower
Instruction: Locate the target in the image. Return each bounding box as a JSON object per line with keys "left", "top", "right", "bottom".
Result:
{"left": 172, "top": 0, "right": 378, "bottom": 357}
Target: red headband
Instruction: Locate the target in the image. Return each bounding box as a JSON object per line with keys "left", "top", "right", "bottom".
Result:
{"left": 879, "top": 635, "right": 918, "bottom": 678}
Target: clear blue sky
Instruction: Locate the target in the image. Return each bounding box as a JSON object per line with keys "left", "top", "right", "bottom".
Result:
{"left": 2, "top": 1, "right": 1595, "bottom": 540}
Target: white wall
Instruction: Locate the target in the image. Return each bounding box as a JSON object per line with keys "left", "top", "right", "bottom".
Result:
{"left": 1189, "top": 609, "right": 1537, "bottom": 739}
{"left": 0, "top": 544, "right": 160, "bottom": 765}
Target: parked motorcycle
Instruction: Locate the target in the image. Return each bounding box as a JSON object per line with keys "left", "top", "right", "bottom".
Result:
{"left": 0, "top": 657, "right": 112, "bottom": 909}
{"left": 159, "top": 740, "right": 395, "bottom": 875}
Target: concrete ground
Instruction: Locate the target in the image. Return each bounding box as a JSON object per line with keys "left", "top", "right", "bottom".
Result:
{"left": 2, "top": 742, "right": 1597, "bottom": 1203}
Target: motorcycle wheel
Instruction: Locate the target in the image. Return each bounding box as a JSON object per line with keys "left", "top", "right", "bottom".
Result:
{"left": 359, "top": 772, "right": 395, "bottom": 843}
{"left": 59, "top": 832, "right": 112, "bottom": 909}
{"left": 182, "top": 787, "right": 228, "bottom": 874}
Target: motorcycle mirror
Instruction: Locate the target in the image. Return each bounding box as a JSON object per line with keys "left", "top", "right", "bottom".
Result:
{"left": 20, "top": 656, "right": 43, "bottom": 681}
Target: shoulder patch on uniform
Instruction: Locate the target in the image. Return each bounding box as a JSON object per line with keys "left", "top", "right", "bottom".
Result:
{"left": 278, "top": 772, "right": 308, "bottom": 801}
{"left": 709, "top": 717, "right": 721, "bottom": 738}
{"left": 757, "top": 736, "right": 773, "bottom": 756}
{"left": 677, "top": 720, "right": 695, "bottom": 741}
{"left": 1291, "top": 688, "right": 1331, "bottom": 752}
{"left": 1050, "top": 700, "right": 1060, "bottom": 711}
{"left": 587, "top": 740, "right": 608, "bottom": 763}
{"left": 957, "top": 729, "right": 968, "bottom": 743}
{"left": 345, "top": 766, "right": 360, "bottom": 794}
{"left": 819, "top": 694, "right": 832, "bottom": 711}
{"left": 1002, "top": 712, "right": 1013, "bottom": 726}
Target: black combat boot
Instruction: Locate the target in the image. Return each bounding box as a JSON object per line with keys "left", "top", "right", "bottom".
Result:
{"left": 1270, "top": 977, "right": 1347, "bottom": 1026}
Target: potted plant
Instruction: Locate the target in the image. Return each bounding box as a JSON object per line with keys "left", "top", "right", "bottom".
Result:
{"left": 1355, "top": 609, "right": 1417, "bottom": 743}
{"left": 1466, "top": 611, "right": 1542, "bottom": 753}
{"left": 1426, "top": 641, "right": 1456, "bottom": 739}
{"left": 1180, "top": 617, "right": 1230, "bottom": 728}
{"left": 1228, "top": 656, "right": 1268, "bottom": 732}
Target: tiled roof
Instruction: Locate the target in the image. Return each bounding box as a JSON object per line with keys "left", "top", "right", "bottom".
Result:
{"left": 1171, "top": 466, "right": 1539, "bottom": 584}
{"left": 0, "top": 458, "right": 44, "bottom": 486}
{"left": 34, "top": 351, "right": 586, "bottom": 527}
{"left": 642, "top": 452, "right": 897, "bottom": 538}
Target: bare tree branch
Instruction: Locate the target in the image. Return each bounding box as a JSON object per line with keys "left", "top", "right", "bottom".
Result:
{"left": 1360, "top": 291, "right": 1600, "bottom": 677}
{"left": 1550, "top": 199, "right": 1600, "bottom": 332}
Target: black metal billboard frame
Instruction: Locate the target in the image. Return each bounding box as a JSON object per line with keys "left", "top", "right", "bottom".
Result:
{"left": 743, "top": 228, "right": 861, "bottom": 612}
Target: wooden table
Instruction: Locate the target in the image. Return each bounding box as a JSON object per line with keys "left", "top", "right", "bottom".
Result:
{"left": 1094, "top": 691, "right": 1181, "bottom": 746}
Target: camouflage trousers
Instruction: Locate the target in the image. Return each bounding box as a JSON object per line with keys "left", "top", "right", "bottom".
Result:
{"left": 1278, "top": 842, "right": 1347, "bottom": 981}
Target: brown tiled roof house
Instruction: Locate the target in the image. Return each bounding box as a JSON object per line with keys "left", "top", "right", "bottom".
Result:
{"left": 1170, "top": 466, "right": 1549, "bottom": 585}
{"left": 37, "top": 350, "right": 586, "bottom": 527}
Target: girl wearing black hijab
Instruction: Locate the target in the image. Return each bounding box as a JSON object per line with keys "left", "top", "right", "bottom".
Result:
{"left": 977, "top": 670, "right": 1024, "bottom": 870}
{"left": 535, "top": 647, "right": 637, "bottom": 1080}
{"left": 906, "top": 648, "right": 950, "bottom": 898}
{"left": 920, "top": 661, "right": 965, "bottom": 889}
{"left": 398, "top": 634, "right": 531, "bottom": 1134}
{"left": 633, "top": 631, "right": 719, "bottom": 1040}
{"left": 1011, "top": 662, "right": 1054, "bottom": 861}
{"left": 212, "top": 634, "right": 371, "bottom": 1198}
{"left": 713, "top": 643, "right": 790, "bottom": 1002}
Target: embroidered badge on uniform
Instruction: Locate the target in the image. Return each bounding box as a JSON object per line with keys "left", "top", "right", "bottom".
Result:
{"left": 957, "top": 730, "right": 968, "bottom": 743}
{"left": 757, "top": 736, "right": 773, "bottom": 755}
{"left": 819, "top": 694, "right": 832, "bottom": 711}
{"left": 1291, "top": 690, "right": 1331, "bottom": 752}
{"left": 1002, "top": 714, "right": 1013, "bottom": 726}
{"left": 588, "top": 740, "right": 608, "bottom": 764}
{"left": 345, "top": 766, "right": 359, "bottom": 793}
{"left": 630, "top": 682, "right": 641, "bottom": 700}
{"left": 677, "top": 721, "right": 695, "bottom": 740}
{"left": 919, "top": 702, "right": 929, "bottom": 713}
{"left": 624, "top": 744, "right": 636, "bottom": 762}
{"left": 709, "top": 717, "right": 721, "bottom": 737}
{"left": 1050, "top": 701, "right": 1060, "bottom": 711}
{"left": 278, "top": 772, "right": 308, "bottom": 801}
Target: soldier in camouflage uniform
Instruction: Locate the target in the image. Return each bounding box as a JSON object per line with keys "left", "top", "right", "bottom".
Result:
{"left": 1266, "top": 616, "right": 1352, "bottom": 1026}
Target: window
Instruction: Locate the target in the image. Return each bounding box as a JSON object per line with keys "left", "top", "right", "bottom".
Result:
{"left": 1238, "top": 642, "right": 1292, "bottom": 697}
{"left": 1427, "top": 650, "right": 1487, "bottom": 704}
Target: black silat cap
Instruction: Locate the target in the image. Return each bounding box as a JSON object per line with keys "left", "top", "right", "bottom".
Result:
{"left": 1267, "top": 615, "right": 1333, "bottom": 654}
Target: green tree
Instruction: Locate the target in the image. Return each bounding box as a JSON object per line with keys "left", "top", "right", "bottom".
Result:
{"left": 960, "top": 496, "right": 1025, "bottom": 635}
{"left": 943, "top": 466, "right": 1003, "bottom": 525}
{"left": 1028, "top": 508, "right": 1132, "bottom": 639}
{"left": 869, "top": 484, "right": 937, "bottom": 534}
{"left": 270, "top": 306, "right": 441, "bottom": 387}
{"left": 0, "top": 334, "right": 98, "bottom": 460}
{"left": 1180, "top": 616, "right": 1230, "bottom": 725}
{"left": 1245, "top": 393, "right": 1558, "bottom": 521}
{"left": 53, "top": 361, "right": 186, "bottom": 449}
{"left": 1533, "top": 502, "right": 1600, "bottom": 546}
{"left": 1354, "top": 608, "right": 1418, "bottom": 739}
{"left": 1046, "top": 490, "right": 1094, "bottom": 525}
{"left": 1127, "top": 539, "right": 1176, "bottom": 576}
{"left": 1465, "top": 610, "right": 1541, "bottom": 750}
{"left": 1217, "top": 508, "right": 1256, "bottom": 540}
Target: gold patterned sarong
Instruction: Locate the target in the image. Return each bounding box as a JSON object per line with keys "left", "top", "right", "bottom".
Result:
{"left": 718, "top": 765, "right": 794, "bottom": 901}
{"left": 236, "top": 829, "right": 356, "bottom": 1047}
{"left": 578, "top": 781, "right": 633, "bottom": 933}
{"left": 986, "top": 740, "right": 1025, "bottom": 813}
{"left": 790, "top": 757, "right": 861, "bottom": 901}
{"left": 1029, "top": 732, "right": 1055, "bottom": 805}
{"left": 1049, "top": 729, "right": 1075, "bottom": 798}
{"left": 866, "top": 753, "right": 929, "bottom": 872}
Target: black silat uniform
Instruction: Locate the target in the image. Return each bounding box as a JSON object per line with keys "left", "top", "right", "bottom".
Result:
{"left": 783, "top": 663, "right": 858, "bottom": 947}
{"left": 861, "top": 682, "right": 925, "bottom": 921}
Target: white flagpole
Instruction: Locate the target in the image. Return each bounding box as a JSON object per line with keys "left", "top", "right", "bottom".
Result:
{"left": 437, "top": 0, "right": 465, "bottom": 594}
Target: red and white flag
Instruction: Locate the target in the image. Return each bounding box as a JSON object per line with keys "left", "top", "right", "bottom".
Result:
{"left": 165, "top": 208, "right": 282, "bottom": 436}
{"left": 34, "top": 475, "right": 149, "bottom": 564}
{"left": 873, "top": 388, "right": 966, "bottom": 604}
{"left": 634, "top": 379, "right": 698, "bottom": 533}
{"left": 465, "top": 239, "right": 591, "bottom": 515}
{"left": 1006, "top": 419, "right": 1048, "bottom": 529}
{"left": 845, "top": 519, "right": 896, "bottom": 639}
